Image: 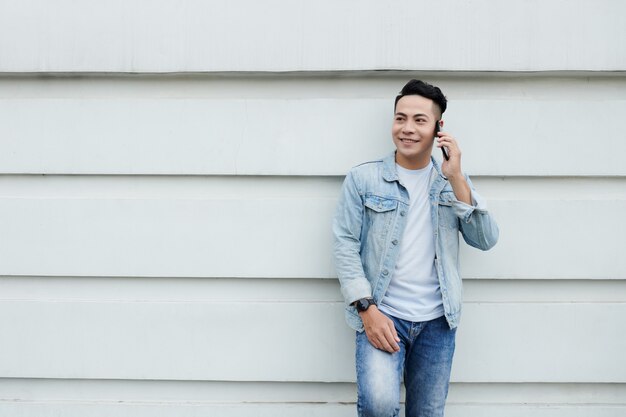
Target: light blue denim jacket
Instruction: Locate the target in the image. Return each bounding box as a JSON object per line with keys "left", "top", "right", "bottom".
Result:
{"left": 332, "top": 152, "right": 499, "bottom": 331}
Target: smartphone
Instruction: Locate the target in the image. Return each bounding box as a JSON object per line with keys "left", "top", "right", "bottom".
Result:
{"left": 435, "top": 121, "right": 449, "bottom": 161}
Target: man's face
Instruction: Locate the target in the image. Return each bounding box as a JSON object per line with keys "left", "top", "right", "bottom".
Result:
{"left": 392, "top": 95, "right": 440, "bottom": 169}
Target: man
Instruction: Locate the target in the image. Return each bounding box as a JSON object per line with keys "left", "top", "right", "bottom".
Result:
{"left": 332, "top": 79, "right": 499, "bottom": 417}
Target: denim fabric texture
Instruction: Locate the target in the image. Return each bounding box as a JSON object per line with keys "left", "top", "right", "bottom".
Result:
{"left": 356, "top": 315, "right": 456, "bottom": 417}
{"left": 333, "top": 152, "right": 499, "bottom": 330}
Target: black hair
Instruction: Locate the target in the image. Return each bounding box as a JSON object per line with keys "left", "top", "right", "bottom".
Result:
{"left": 394, "top": 79, "right": 447, "bottom": 116}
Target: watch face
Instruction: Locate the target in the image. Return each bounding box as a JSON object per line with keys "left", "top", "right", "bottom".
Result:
{"left": 356, "top": 298, "right": 373, "bottom": 312}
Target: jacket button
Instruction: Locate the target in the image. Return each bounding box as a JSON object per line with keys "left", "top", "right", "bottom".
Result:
{"left": 392, "top": 239, "right": 398, "bottom": 245}
{"left": 400, "top": 211, "right": 406, "bottom": 216}
{"left": 382, "top": 269, "right": 389, "bottom": 276}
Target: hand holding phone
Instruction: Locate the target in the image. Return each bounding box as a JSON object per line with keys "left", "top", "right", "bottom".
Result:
{"left": 435, "top": 121, "right": 449, "bottom": 160}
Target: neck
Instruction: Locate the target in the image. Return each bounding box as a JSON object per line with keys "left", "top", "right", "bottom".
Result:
{"left": 395, "top": 153, "right": 431, "bottom": 170}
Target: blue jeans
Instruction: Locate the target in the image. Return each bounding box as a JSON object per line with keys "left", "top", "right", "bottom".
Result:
{"left": 356, "top": 315, "right": 456, "bottom": 417}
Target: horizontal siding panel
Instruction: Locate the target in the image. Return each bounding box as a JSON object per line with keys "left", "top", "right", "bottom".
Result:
{"left": 0, "top": 403, "right": 623, "bottom": 417}
{"left": 1, "top": 379, "right": 624, "bottom": 405}
{"left": 0, "top": 379, "right": 356, "bottom": 404}
{"left": 0, "top": 196, "right": 337, "bottom": 278}
{"left": 0, "top": 1, "right": 623, "bottom": 72}
{"left": 0, "top": 403, "right": 355, "bottom": 417}
{"left": 2, "top": 74, "right": 624, "bottom": 100}
{"left": 447, "top": 406, "right": 626, "bottom": 417}
{"left": 1, "top": 97, "right": 625, "bottom": 176}
{"left": 1, "top": 300, "right": 624, "bottom": 382}
{"left": 1, "top": 379, "right": 623, "bottom": 416}
{"left": 0, "top": 177, "right": 624, "bottom": 279}
{"left": 2, "top": 175, "right": 624, "bottom": 202}
{"left": 454, "top": 303, "right": 626, "bottom": 382}
{"left": 461, "top": 199, "right": 626, "bottom": 279}
{"left": 0, "top": 300, "right": 355, "bottom": 381}
{"left": 1, "top": 277, "right": 625, "bottom": 304}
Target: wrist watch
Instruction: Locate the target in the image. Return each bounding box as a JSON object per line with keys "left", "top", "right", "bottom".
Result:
{"left": 354, "top": 298, "right": 375, "bottom": 312}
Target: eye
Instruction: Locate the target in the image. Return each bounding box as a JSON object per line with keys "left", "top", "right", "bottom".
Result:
{"left": 395, "top": 117, "right": 405, "bottom": 122}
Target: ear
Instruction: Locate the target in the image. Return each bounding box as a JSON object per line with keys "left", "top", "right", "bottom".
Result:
{"left": 439, "top": 120, "right": 444, "bottom": 128}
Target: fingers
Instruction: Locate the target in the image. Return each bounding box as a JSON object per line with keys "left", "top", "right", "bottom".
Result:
{"left": 436, "top": 132, "right": 460, "bottom": 153}
{"left": 369, "top": 334, "right": 396, "bottom": 353}
{"left": 377, "top": 326, "right": 400, "bottom": 353}
{"left": 374, "top": 320, "right": 398, "bottom": 352}
{"left": 436, "top": 133, "right": 463, "bottom": 178}
{"left": 389, "top": 320, "right": 401, "bottom": 345}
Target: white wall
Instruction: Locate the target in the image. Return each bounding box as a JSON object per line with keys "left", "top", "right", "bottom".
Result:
{"left": 0, "top": 1, "right": 625, "bottom": 416}
{"left": 1, "top": 0, "right": 624, "bottom": 72}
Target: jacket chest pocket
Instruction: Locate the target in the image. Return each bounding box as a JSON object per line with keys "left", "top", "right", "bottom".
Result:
{"left": 364, "top": 195, "right": 398, "bottom": 231}
{"left": 364, "top": 195, "right": 398, "bottom": 212}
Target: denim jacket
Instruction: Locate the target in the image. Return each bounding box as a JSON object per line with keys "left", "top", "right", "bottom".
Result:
{"left": 332, "top": 152, "right": 499, "bottom": 331}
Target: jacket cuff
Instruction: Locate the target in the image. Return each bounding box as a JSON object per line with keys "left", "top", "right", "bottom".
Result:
{"left": 452, "top": 189, "right": 488, "bottom": 223}
{"left": 340, "top": 278, "right": 373, "bottom": 306}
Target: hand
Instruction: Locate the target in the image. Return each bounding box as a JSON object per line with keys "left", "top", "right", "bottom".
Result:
{"left": 436, "top": 131, "right": 463, "bottom": 180}
{"left": 436, "top": 131, "right": 472, "bottom": 205}
{"left": 359, "top": 306, "right": 400, "bottom": 353}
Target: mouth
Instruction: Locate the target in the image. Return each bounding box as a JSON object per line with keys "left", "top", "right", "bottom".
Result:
{"left": 399, "top": 138, "right": 419, "bottom": 144}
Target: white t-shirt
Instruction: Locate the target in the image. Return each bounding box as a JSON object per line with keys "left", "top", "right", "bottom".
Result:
{"left": 378, "top": 162, "right": 445, "bottom": 322}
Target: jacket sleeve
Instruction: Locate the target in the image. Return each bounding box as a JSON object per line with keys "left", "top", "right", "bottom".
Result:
{"left": 451, "top": 175, "right": 499, "bottom": 251}
{"left": 332, "top": 171, "right": 373, "bottom": 305}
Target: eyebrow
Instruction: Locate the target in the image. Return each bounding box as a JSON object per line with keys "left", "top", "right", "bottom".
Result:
{"left": 395, "top": 112, "right": 430, "bottom": 118}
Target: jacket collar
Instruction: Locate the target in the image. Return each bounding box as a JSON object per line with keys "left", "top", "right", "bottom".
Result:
{"left": 382, "top": 151, "right": 446, "bottom": 183}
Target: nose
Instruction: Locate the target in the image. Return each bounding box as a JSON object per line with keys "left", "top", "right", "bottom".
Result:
{"left": 402, "top": 120, "right": 416, "bottom": 134}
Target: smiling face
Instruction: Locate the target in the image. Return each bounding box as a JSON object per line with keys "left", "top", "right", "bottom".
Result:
{"left": 392, "top": 95, "right": 441, "bottom": 170}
